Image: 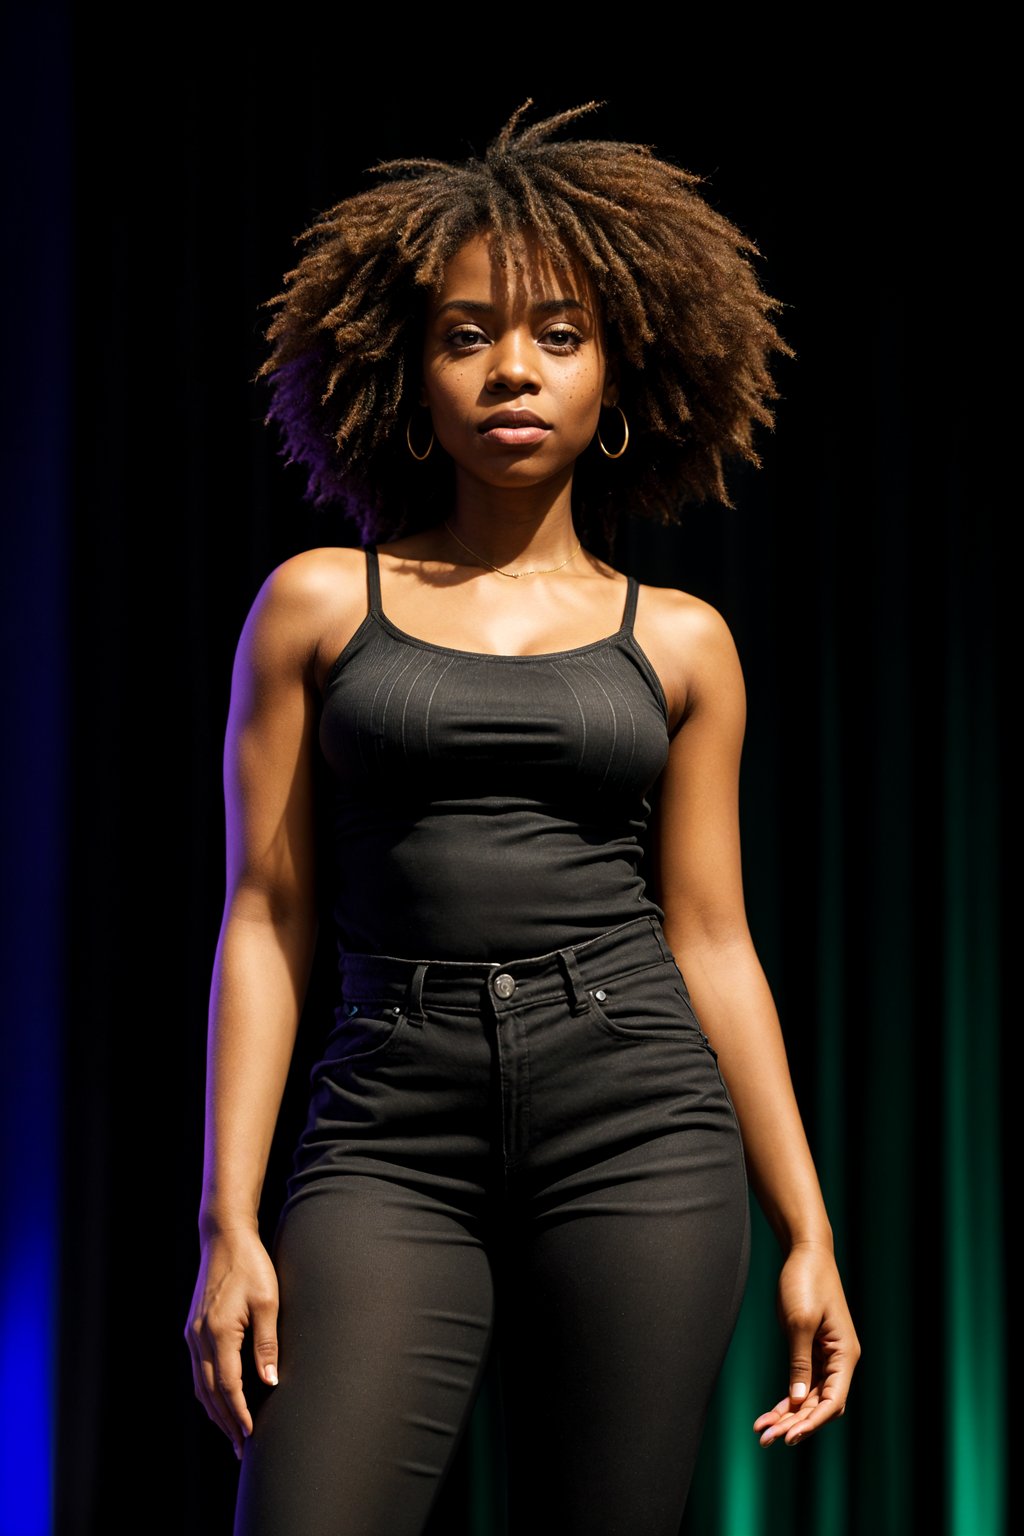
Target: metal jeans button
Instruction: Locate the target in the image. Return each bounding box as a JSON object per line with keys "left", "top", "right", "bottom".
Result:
{"left": 492, "top": 972, "right": 516, "bottom": 1000}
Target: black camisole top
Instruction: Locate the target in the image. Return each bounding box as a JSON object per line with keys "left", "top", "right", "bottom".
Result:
{"left": 317, "top": 544, "right": 671, "bottom": 962}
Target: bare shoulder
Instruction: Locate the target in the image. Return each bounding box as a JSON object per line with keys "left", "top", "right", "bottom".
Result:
{"left": 236, "top": 545, "right": 368, "bottom": 687}
{"left": 637, "top": 577, "right": 735, "bottom": 647}
{"left": 632, "top": 575, "right": 744, "bottom": 730}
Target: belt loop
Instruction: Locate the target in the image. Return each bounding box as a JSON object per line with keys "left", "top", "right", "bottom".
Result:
{"left": 405, "top": 962, "right": 429, "bottom": 1022}
{"left": 649, "top": 916, "right": 673, "bottom": 962}
{"left": 557, "top": 948, "right": 590, "bottom": 1016}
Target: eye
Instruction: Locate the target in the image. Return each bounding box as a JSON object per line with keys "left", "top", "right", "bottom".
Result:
{"left": 542, "top": 325, "right": 584, "bottom": 353}
{"left": 445, "top": 325, "right": 489, "bottom": 351}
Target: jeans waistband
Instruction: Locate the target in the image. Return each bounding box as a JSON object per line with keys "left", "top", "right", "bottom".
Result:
{"left": 339, "top": 915, "right": 674, "bottom": 1020}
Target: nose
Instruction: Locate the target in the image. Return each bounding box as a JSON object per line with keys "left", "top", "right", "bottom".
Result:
{"left": 485, "top": 330, "right": 542, "bottom": 395}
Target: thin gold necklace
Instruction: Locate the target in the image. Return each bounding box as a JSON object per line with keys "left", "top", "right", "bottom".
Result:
{"left": 443, "top": 520, "right": 582, "bottom": 578}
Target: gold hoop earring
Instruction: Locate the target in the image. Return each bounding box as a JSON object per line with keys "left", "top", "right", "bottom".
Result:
{"left": 406, "top": 414, "right": 434, "bottom": 461}
{"left": 597, "top": 404, "right": 629, "bottom": 460}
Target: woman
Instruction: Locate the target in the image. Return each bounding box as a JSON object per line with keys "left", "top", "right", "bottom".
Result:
{"left": 186, "top": 102, "right": 860, "bottom": 1535}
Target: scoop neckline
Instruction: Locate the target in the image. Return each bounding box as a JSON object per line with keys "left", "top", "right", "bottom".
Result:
{"left": 370, "top": 605, "right": 633, "bottom": 663}
{"left": 365, "top": 539, "right": 636, "bottom": 661}
{"left": 321, "top": 592, "right": 671, "bottom": 725}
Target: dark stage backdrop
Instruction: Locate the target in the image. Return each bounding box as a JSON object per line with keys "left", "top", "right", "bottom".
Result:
{"left": 3, "top": 15, "right": 1008, "bottom": 1536}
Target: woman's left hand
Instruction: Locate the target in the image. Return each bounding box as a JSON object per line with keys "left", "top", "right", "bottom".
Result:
{"left": 753, "top": 1240, "right": 861, "bottom": 1448}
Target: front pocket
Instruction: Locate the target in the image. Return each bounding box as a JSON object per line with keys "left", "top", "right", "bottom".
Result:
{"left": 583, "top": 956, "right": 707, "bottom": 1043}
{"left": 317, "top": 996, "right": 411, "bottom": 1066}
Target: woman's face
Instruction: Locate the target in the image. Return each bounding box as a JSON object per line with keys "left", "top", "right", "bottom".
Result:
{"left": 420, "top": 230, "right": 615, "bottom": 493}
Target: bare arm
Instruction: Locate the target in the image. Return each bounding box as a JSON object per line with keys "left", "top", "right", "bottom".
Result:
{"left": 649, "top": 598, "right": 860, "bottom": 1448}
{"left": 185, "top": 553, "right": 326, "bottom": 1457}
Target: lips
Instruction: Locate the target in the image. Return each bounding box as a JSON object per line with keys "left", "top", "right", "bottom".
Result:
{"left": 478, "top": 409, "right": 552, "bottom": 447}
{"left": 478, "top": 410, "right": 550, "bottom": 431}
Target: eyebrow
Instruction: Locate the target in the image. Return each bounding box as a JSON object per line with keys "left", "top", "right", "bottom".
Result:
{"left": 434, "top": 298, "right": 591, "bottom": 318}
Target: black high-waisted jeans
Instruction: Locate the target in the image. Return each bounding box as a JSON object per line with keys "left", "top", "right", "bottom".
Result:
{"left": 234, "top": 914, "right": 751, "bottom": 1536}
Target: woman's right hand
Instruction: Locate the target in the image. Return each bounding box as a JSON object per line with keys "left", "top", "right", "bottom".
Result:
{"left": 185, "top": 1225, "right": 280, "bottom": 1459}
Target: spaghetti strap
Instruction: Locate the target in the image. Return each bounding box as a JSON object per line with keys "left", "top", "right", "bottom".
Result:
{"left": 364, "top": 543, "right": 383, "bottom": 616}
{"left": 621, "top": 574, "right": 639, "bottom": 634}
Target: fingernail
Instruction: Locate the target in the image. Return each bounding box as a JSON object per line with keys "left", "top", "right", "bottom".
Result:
{"left": 266, "top": 1365, "right": 279, "bottom": 1386}
{"left": 790, "top": 1382, "right": 807, "bottom": 1400}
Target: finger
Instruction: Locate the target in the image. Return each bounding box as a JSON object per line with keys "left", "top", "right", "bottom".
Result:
{"left": 759, "top": 1410, "right": 799, "bottom": 1446}
{"left": 763, "top": 1376, "right": 850, "bottom": 1447}
{"left": 186, "top": 1320, "right": 233, "bottom": 1438}
{"left": 190, "top": 1314, "right": 249, "bottom": 1455}
{"left": 191, "top": 1329, "right": 246, "bottom": 1455}
{"left": 786, "top": 1319, "right": 817, "bottom": 1412}
{"left": 201, "top": 1337, "right": 249, "bottom": 1456}
{"left": 250, "top": 1292, "right": 281, "bottom": 1390}
{"left": 752, "top": 1394, "right": 795, "bottom": 1431}
{"left": 780, "top": 1401, "right": 834, "bottom": 1444}
{"left": 758, "top": 1332, "right": 857, "bottom": 1444}
{"left": 757, "top": 1390, "right": 823, "bottom": 1445}
{"left": 754, "top": 1394, "right": 792, "bottom": 1421}
{"left": 211, "top": 1335, "right": 254, "bottom": 1448}
{"left": 779, "top": 1373, "right": 852, "bottom": 1444}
